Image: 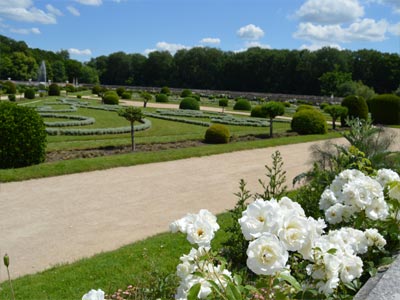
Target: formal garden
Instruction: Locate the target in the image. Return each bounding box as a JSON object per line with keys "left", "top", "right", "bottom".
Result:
{"left": 0, "top": 81, "right": 400, "bottom": 299}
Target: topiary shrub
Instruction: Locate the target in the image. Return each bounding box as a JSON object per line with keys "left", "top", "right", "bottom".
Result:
{"left": 179, "top": 97, "right": 200, "bottom": 110}
{"left": 24, "top": 88, "right": 35, "bottom": 99}
{"left": 102, "top": 91, "right": 119, "bottom": 105}
{"left": 160, "top": 86, "right": 171, "bottom": 95}
{"left": 156, "top": 93, "right": 169, "bottom": 103}
{"left": 219, "top": 98, "right": 229, "bottom": 112}
{"left": 116, "top": 87, "right": 126, "bottom": 97}
{"left": 320, "top": 102, "right": 329, "bottom": 110}
{"left": 205, "top": 124, "right": 230, "bottom": 144}
{"left": 8, "top": 94, "right": 16, "bottom": 102}
{"left": 92, "top": 85, "right": 101, "bottom": 95}
{"left": 191, "top": 94, "right": 201, "bottom": 101}
{"left": 0, "top": 102, "right": 47, "bottom": 168}
{"left": 368, "top": 94, "right": 400, "bottom": 125}
{"left": 291, "top": 109, "right": 327, "bottom": 135}
{"left": 3, "top": 81, "right": 16, "bottom": 94}
{"left": 65, "top": 84, "right": 76, "bottom": 93}
{"left": 181, "top": 89, "right": 192, "bottom": 98}
{"left": 233, "top": 98, "right": 251, "bottom": 111}
{"left": 341, "top": 95, "right": 368, "bottom": 126}
{"left": 251, "top": 105, "right": 266, "bottom": 118}
{"left": 296, "top": 104, "right": 314, "bottom": 112}
{"left": 121, "top": 92, "right": 132, "bottom": 100}
{"left": 76, "top": 94, "right": 82, "bottom": 99}
{"left": 48, "top": 83, "right": 60, "bottom": 96}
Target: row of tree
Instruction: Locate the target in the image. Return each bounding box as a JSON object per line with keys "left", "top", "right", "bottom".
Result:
{"left": 1, "top": 34, "right": 399, "bottom": 96}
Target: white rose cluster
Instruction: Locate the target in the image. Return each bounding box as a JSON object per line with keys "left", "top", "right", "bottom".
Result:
{"left": 175, "top": 247, "right": 233, "bottom": 300}
{"left": 82, "top": 289, "right": 105, "bottom": 300}
{"left": 319, "top": 169, "right": 389, "bottom": 223}
{"left": 170, "top": 209, "right": 220, "bottom": 247}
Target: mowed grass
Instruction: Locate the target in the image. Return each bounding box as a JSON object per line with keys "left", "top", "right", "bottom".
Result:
{"left": 0, "top": 213, "right": 232, "bottom": 300}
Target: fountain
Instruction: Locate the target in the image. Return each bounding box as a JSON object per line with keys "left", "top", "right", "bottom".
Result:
{"left": 37, "top": 60, "right": 47, "bottom": 84}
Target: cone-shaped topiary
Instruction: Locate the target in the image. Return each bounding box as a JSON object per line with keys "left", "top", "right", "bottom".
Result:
{"left": 205, "top": 124, "right": 230, "bottom": 144}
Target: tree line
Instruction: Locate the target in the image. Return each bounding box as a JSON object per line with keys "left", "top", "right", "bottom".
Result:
{"left": 1, "top": 34, "right": 399, "bottom": 96}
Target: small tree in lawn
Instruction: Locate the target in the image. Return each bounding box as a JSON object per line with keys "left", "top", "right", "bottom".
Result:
{"left": 219, "top": 98, "right": 228, "bottom": 113}
{"left": 263, "top": 101, "right": 285, "bottom": 137}
{"left": 118, "top": 107, "right": 144, "bottom": 151}
{"left": 324, "top": 105, "right": 348, "bottom": 130}
{"left": 141, "top": 91, "right": 152, "bottom": 108}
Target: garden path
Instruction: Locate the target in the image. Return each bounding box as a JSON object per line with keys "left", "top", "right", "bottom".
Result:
{"left": 0, "top": 129, "right": 399, "bottom": 280}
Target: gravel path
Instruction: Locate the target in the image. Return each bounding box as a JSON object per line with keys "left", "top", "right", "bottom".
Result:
{"left": 0, "top": 128, "right": 398, "bottom": 280}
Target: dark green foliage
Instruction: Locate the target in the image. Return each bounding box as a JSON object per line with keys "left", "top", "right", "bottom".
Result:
{"left": 160, "top": 86, "right": 171, "bottom": 95}
{"left": 204, "top": 124, "right": 230, "bottom": 144}
{"left": 156, "top": 94, "right": 169, "bottom": 103}
{"left": 76, "top": 94, "right": 82, "bottom": 99}
{"left": 65, "top": 84, "right": 76, "bottom": 93}
{"left": 218, "top": 98, "right": 228, "bottom": 112}
{"left": 320, "top": 102, "right": 329, "bottom": 110}
{"left": 0, "top": 102, "right": 46, "bottom": 168}
{"left": 141, "top": 91, "right": 152, "bottom": 108}
{"left": 291, "top": 109, "right": 327, "bottom": 134}
{"left": 191, "top": 94, "right": 201, "bottom": 101}
{"left": 296, "top": 104, "right": 314, "bottom": 112}
{"left": 121, "top": 92, "right": 132, "bottom": 100}
{"left": 2, "top": 81, "right": 16, "bottom": 94}
{"left": 263, "top": 101, "right": 285, "bottom": 136}
{"left": 92, "top": 85, "right": 101, "bottom": 95}
{"left": 48, "top": 83, "right": 60, "bottom": 96}
{"left": 341, "top": 95, "right": 368, "bottom": 126}
{"left": 24, "top": 88, "right": 35, "bottom": 99}
{"left": 282, "top": 102, "right": 291, "bottom": 107}
{"left": 116, "top": 87, "right": 126, "bottom": 97}
{"left": 8, "top": 94, "right": 16, "bottom": 102}
{"left": 324, "top": 105, "right": 348, "bottom": 129}
{"left": 251, "top": 105, "right": 266, "bottom": 118}
{"left": 180, "top": 89, "right": 192, "bottom": 97}
{"left": 233, "top": 99, "right": 251, "bottom": 111}
{"left": 102, "top": 91, "right": 119, "bottom": 105}
{"left": 368, "top": 94, "right": 400, "bottom": 125}
{"left": 118, "top": 106, "right": 144, "bottom": 151}
{"left": 179, "top": 97, "right": 200, "bottom": 110}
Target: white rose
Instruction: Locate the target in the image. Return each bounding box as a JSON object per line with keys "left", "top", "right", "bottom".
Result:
{"left": 82, "top": 289, "right": 105, "bottom": 300}
{"left": 365, "top": 228, "right": 386, "bottom": 249}
{"left": 278, "top": 212, "right": 309, "bottom": 251}
{"left": 319, "top": 189, "right": 339, "bottom": 211}
{"left": 198, "top": 209, "right": 220, "bottom": 232}
{"left": 375, "top": 169, "right": 400, "bottom": 187}
{"left": 340, "top": 254, "right": 363, "bottom": 283}
{"left": 170, "top": 213, "right": 197, "bottom": 233}
{"left": 279, "top": 196, "right": 305, "bottom": 216}
{"left": 365, "top": 198, "right": 389, "bottom": 221}
{"left": 186, "top": 217, "right": 215, "bottom": 247}
{"left": 388, "top": 181, "right": 400, "bottom": 202}
{"left": 324, "top": 203, "right": 346, "bottom": 224}
{"left": 298, "top": 217, "right": 326, "bottom": 260}
{"left": 246, "top": 233, "right": 288, "bottom": 275}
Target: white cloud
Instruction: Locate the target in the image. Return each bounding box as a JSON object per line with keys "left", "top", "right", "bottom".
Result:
{"left": 46, "top": 4, "right": 63, "bottom": 17}
{"left": 294, "top": 18, "right": 388, "bottom": 43}
{"left": 0, "top": 0, "right": 57, "bottom": 24}
{"left": 144, "top": 41, "right": 190, "bottom": 55}
{"left": 67, "top": 6, "right": 80, "bottom": 16}
{"left": 296, "top": 0, "right": 364, "bottom": 24}
{"left": 200, "top": 37, "right": 221, "bottom": 45}
{"left": 75, "top": 0, "right": 102, "bottom": 6}
{"left": 68, "top": 48, "right": 92, "bottom": 55}
{"left": 237, "top": 24, "right": 264, "bottom": 40}
{"left": 245, "top": 41, "right": 272, "bottom": 49}
{"left": 299, "top": 43, "right": 343, "bottom": 51}
{"left": 10, "top": 26, "right": 41, "bottom": 35}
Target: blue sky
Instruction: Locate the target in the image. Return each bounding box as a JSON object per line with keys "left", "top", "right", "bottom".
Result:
{"left": 0, "top": 0, "right": 399, "bottom": 61}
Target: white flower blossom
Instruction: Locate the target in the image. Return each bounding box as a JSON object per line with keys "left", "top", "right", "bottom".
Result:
{"left": 324, "top": 203, "right": 346, "bottom": 224}
{"left": 246, "top": 233, "right": 288, "bottom": 275}
{"left": 388, "top": 181, "right": 400, "bottom": 202}
{"left": 365, "top": 228, "right": 386, "bottom": 249}
{"left": 375, "top": 169, "right": 400, "bottom": 187}
{"left": 340, "top": 254, "right": 363, "bottom": 283}
{"left": 82, "top": 289, "right": 105, "bottom": 300}
{"left": 279, "top": 196, "right": 306, "bottom": 216}
{"left": 278, "top": 212, "right": 309, "bottom": 251}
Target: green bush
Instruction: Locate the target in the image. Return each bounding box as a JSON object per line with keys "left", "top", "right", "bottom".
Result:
{"left": 191, "top": 94, "right": 201, "bottom": 101}
{"left": 48, "top": 83, "right": 60, "bottom": 96}
{"left": 341, "top": 95, "right": 368, "bottom": 126}
{"left": 160, "top": 86, "right": 171, "bottom": 95}
{"left": 233, "top": 98, "right": 251, "bottom": 111}
{"left": 65, "top": 84, "right": 76, "bottom": 93}
{"left": 102, "top": 91, "right": 119, "bottom": 105}
{"left": 296, "top": 104, "right": 314, "bottom": 112}
{"left": 205, "top": 124, "right": 230, "bottom": 144}
{"left": 181, "top": 89, "right": 192, "bottom": 98}
{"left": 156, "top": 94, "right": 169, "bottom": 103}
{"left": 92, "top": 85, "right": 101, "bottom": 95}
{"left": 251, "top": 105, "right": 266, "bottom": 118}
{"left": 8, "top": 94, "right": 16, "bottom": 102}
{"left": 320, "top": 102, "right": 329, "bottom": 110}
{"left": 0, "top": 102, "right": 47, "bottom": 168}
{"left": 368, "top": 94, "right": 400, "bottom": 125}
{"left": 121, "top": 92, "right": 132, "bottom": 100}
{"left": 282, "top": 102, "right": 291, "bottom": 107}
{"left": 179, "top": 97, "right": 200, "bottom": 110}
{"left": 24, "top": 88, "right": 35, "bottom": 99}
{"left": 291, "top": 109, "right": 327, "bottom": 135}
{"left": 116, "top": 87, "right": 126, "bottom": 97}
{"left": 76, "top": 94, "right": 82, "bottom": 99}
{"left": 3, "top": 81, "right": 16, "bottom": 94}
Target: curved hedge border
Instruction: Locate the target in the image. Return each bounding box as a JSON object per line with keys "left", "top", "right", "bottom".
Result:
{"left": 40, "top": 113, "right": 95, "bottom": 127}
{"left": 37, "top": 104, "right": 78, "bottom": 113}
{"left": 145, "top": 112, "right": 210, "bottom": 127}
{"left": 46, "top": 119, "right": 151, "bottom": 136}
{"left": 211, "top": 115, "right": 268, "bottom": 127}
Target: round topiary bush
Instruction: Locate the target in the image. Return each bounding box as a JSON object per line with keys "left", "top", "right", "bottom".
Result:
{"left": 233, "top": 98, "right": 251, "bottom": 111}
{"left": 341, "top": 95, "right": 368, "bottom": 126}
{"left": 3, "top": 81, "right": 16, "bottom": 94}
{"left": 8, "top": 94, "right": 16, "bottom": 102}
{"left": 24, "top": 88, "right": 35, "bottom": 99}
{"left": 156, "top": 93, "right": 169, "bottom": 103}
{"left": 179, "top": 97, "right": 200, "bottom": 110}
{"left": 160, "top": 86, "right": 171, "bottom": 95}
{"left": 251, "top": 105, "right": 266, "bottom": 118}
{"left": 121, "top": 92, "right": 132, "bottom": 100}
{"left": 205, "top": 124, "right": 230, "bottom": 144}
{"left": 368, "top": 94, "right": 400, "bottom": 125}
{"left": 0, "top": 102, "right": 47, "bottom": 168}
{"left": 48, "top": 83, "right": 60, "bottom": 96}
{"left": 92, "top": 85, "right": 101, "bottom": 95}
{"left": 291, "top": 109, "right": 327, "bottom": 135}
{"left": 191, "top": 94, "right": 201, "bottom": 101}
{"left": 102, "top": 91, "right": 119, "bottom": 105}
{"left": 116, "top": 87, "right": 126, "bottom": 97}
{"left": 181, "top": 89, "right": 192, "bottom": 98}
{"left": 65, "top": 84, "right": 76, "bottom": 93}
{"left": 296, "top": 104, "right": 314, "bottom": 112}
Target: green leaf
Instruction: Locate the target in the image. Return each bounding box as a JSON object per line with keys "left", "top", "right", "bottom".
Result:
{"left": 226, "top": 282, "right": 242, "bottom": 300}
{"left": 187, "top": 283, "right": 201, "bottom": 300}
{"left": 278, "top": 273, "right": 302, "bottom": 292}
{"left": 327, "top": 248, "right": 337, "bottom": 255}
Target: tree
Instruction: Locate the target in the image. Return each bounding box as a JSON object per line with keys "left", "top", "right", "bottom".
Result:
{"left": 324, "top": 105, "right": 348, "bottom": 130}
{"left": 263, "top": 101, "right": 285, "bottom": 137}
{"left": 118, "top": 107, "right": 144, "bottom": 151}
{"left": 319, "top": 70, "right": 352, "bottom": 96}
{"left": 140, "top": 91, "right": 152, "bottom": 108}
{"left": 219, "top": 98, "right": 228, "bottom": 113}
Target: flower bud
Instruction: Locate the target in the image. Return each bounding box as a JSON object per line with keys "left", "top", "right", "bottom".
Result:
{"left": 3, "top": 254, "right": 9, "bottom": 267}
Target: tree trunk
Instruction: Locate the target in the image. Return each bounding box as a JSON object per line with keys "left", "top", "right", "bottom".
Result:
{"left": 131, "top": 122, "right": 135, "bottom": 151}
{"left": 332, "top": 118, "right": 336, "bottom": 130}
{"left": 269, "top": 117, "right": 273, "bottom": 137}
{"left": 143, "top": 101, "right": 147, "bottom": 108}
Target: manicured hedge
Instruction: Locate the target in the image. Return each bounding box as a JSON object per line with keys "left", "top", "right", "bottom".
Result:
{"left": 40, "top": 113, "right": 95, "bottom": 127}
{"left": 368, "top": 94, "right": 400, "bottom": 125}
{"left": 233, "top": 99, "right": 251, "bottom": 111}
{"left": 205, "top": 124, "right": 230, "bottom": 144}
{"left": 341, "top": 95, "right": 368, "bottom": 126}
{"left": 156, "top": 94, "right": 169, "bottom": 103}
{"left": 291, "top": 109, "right": 327, "bottom": 135}
{"left": 179, "top": 97, "right": 200, "bottom": 110}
